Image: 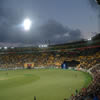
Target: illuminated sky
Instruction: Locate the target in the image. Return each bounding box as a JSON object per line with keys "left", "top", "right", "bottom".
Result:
{"left": 0, "top": 0, "right": 99, "bottom": 46}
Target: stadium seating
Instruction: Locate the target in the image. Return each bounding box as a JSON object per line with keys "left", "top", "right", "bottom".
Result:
{"left": 69, "top": 64, "right": 100, "bottom": 100}
{"left": 0, "top": 48, "right": 100, "bottom": 69}
{"left": 0, "top": 43, "right": 100, "bottom": 100}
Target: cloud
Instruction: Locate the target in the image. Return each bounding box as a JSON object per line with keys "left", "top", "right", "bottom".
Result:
{"left": 0, "top": 0, "right": 82, "bottom": 47}
{"left": 0, "top": 19, "right": 82, "bottom": 46}
{"left": 29, "top": 20, "right": 82, "bottom": 44}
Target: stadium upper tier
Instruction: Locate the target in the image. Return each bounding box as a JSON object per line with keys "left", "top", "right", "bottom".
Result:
{"left": 0, "top": 33, "right": 100, "bottom": 54}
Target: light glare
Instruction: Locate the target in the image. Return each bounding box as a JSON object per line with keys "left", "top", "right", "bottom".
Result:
{"left": 4, "top": 47, "right": 7, "bottom": 50}
{"left": 23, "top": 18, "right": 32, "bottom": 31}
{"left": 88, "top": 38, "right": 91, "bottom": 41}
{"left": 39, "top": 44, "right": 48, "bottom": 48}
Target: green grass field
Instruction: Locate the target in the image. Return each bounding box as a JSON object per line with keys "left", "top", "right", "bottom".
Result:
{"left": 0, "top": 69, "right": 92, "bottom": 100}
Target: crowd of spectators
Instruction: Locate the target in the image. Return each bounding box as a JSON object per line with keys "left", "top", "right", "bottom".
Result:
{"left": 0, "top": 52, "right": 76, "bottom": 68}
{"left": 69, "top": 64, "right": 100, "bottom": 100}
{"left": 77, "top": 51, "right": 100, "bottom": 69}
{"left": 0, "top": 48, "right": 99, "bottom": 69}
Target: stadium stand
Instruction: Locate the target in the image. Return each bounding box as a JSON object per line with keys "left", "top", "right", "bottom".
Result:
{"left": 69, "top": 64, "right": 100, "bottom": 100}
{"left": 0, "top": 34, "right": 100, "bottom": 100}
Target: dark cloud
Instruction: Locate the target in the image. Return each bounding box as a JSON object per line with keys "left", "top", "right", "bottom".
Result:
{"left": 0, "top": 19, "right": 82, "bottom": 46}
{"left": 0, "top": 0, "right": 82, "bottom": 47}
{"left": 37, "top": 20, "right": 82, "bottom": 44}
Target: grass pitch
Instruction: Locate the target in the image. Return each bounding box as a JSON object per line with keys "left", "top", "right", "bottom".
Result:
{"left": 0, "top": 69, "right": 92, "bottom": 100}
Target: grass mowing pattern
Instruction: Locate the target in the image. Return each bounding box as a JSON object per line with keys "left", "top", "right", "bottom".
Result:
{"left": 0, "top": 69, "right": 92, "bottom": 100}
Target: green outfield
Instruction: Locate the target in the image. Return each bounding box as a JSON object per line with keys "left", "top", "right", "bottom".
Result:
{"left": 0, "top": 69, "right": 92, "bottom": 100}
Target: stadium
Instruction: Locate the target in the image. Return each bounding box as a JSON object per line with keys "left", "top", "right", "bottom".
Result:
{"left": 0, "top": 0, "right": 100, "bottom": 100}
{"left": 0, "top": 33, "right": 100, "bottom": 100}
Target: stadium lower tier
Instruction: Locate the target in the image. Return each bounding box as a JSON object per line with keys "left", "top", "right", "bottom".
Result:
{"left": 0, "top": 50, "right": 100, "bottom": 69}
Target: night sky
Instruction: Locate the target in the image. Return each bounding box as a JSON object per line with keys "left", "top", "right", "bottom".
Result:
{"left": 0, "top": 0, "right": 99, "bottom": 47}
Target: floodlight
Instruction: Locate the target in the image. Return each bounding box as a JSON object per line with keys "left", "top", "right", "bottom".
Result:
{"left": 4, "top": 47, "right": 8, "bottom": 50}
{"left": 23, "top": 18, "right": 32, "bottom": 31}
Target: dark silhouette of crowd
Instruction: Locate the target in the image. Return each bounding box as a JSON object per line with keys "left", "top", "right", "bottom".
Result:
{"left": 69, "top": 64, "right": 100, "bottom": 100}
